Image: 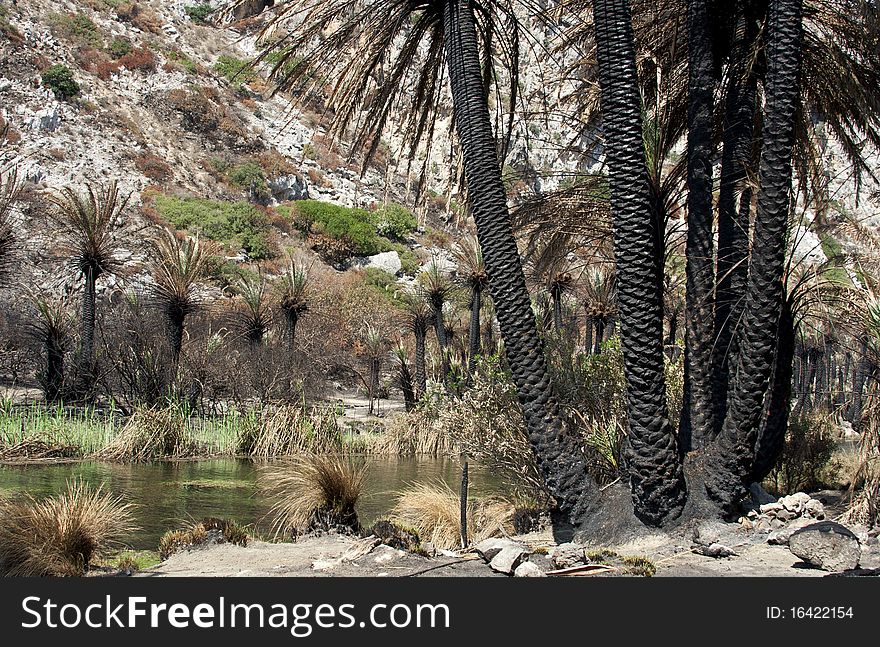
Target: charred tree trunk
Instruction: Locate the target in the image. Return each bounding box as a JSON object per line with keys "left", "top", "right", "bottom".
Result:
{"left": 594, "top": 0, "right": 687, "bottom": 526}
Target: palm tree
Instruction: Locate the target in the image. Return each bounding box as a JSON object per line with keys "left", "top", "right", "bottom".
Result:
{"left": 452, "top": 234, "right": 488, "bottom": 373}
{"left": 0, "top": 167, "right": 20, "bottom": 288}
{"left": 277, "top": 255, "right": 310, "bottom": 353}
{"left": 580, "top": 267, "right": 617, "bottom": 355}
{"left": 593, "top": 0, "right": 688, "bottom": 525}
{"left": 231, "top": 270, "right": 273, "bottom": 347}
{"left": 679, "top": 0, "right": 719, "bottom": 450}
{"left": 393, "top": 343, "right": 417, "bottom": 411}
{"left": 27, "top": 288, "right": 73, "bottom": 402}
{"left": 48, "top": 181, "right": 128, "bottom": 393}
{"left": 419, "top": 260, "right": 454, "bottom": 357}
{"left": 400, "top": 288, "right": 432, "bottom": 399}
{"left": 232, "top": 0, "right": 600, "bottom": 523}
{"left": 364, "top": 323, "right": 385, "bottom": 416}
{"left": 704, "top": 0, "right": 805, "bottom": 516}
{"left": 149, "top": 229, "right": 208, "bottom": 378}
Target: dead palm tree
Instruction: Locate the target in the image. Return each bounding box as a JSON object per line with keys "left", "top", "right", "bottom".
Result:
{"left": 452, "top": 235, "right": 488, "bottom": 372}
{"left": 48, "top": 181, "right": 129, "bottom": 394}
{"left": 579, "top": 266, "right": 617, "bottom": 354}
{"left": 149, "top": 229, "right": 208, "bottom": 378}
{"left": 228, "top": 0, "right": 600, "bottom": 525}
{"left": 277, "top": 255, "right": 310, "bottom": 353}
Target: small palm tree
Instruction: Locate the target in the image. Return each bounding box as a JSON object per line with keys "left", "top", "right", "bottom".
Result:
{"left": 393, "top": 343, "right": 416, "bottom": 411}
{"left": 400, "top": 288, "right": 433, "bottom": 399}
{"left": 48, "top": 180, "right": 129, "bottom": 393}
{"left": 277, "top": 255, "right": 310, "bottom": 353}
{"left": 580, "top": 267, "right": 617, "bottom": 354}
{"left": 0, "top": 167, "right": 21, "bottom": 287}
{"left": 364, "top": 323, "right": 385, "bottom": 416}
{"left": 452, "top": 235, "right": 488, "bottom": 373}
{"left": 231, "top": 270, "right": 273, "bottom": 347}
{"left": 26, "top": 288, "right": 74, "bottom": 402}
{"left": 419, "top": 260, "right": 454, "bottom": 354}
{"left": 149, "top": 229, "right": 208, "bottom": 377}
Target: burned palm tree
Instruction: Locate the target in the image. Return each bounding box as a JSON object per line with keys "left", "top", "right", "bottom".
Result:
{"left": 149, "top": 229, "right": 208, "bottom": 379}
{"left": 231, "top": 270, "right": 273, "bottom": 348}
{"left": 419, "top": 260, "right": 456, "bottom": 382}
{"left": 579, "top": 267, "right": 617, "bottom": 355}
{"left": 48, "top": 181, "right": 128, "bottom": 394}
{"left": 277, "top": 255, "right": 310, "bottom": 353}
{"left": 0, "top": 167, "right": 21, "bottom": 288}
{"left": 393, "top": 343, "right": 417, "bottom": 411}
{"left": 364, "top": 323, "right": 385, "bottom": 416}
{"left": 400, "top": 288, "right": 433, "bottom": 400}
{"left": 26, "top": 288, "right": 74, "bottom": 402}
{"left": 452, "top": 235, "right": 488, "bottom": 373}
{"left": 227, "top": 0, "right": 600, "bottom": 526}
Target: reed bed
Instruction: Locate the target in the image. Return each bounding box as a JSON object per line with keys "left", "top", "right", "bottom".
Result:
{"left": 94, "top": 403, "right": 193, "bottom": 461}
{"left": 238, "top": 403, "right": 344, "bottom": 457}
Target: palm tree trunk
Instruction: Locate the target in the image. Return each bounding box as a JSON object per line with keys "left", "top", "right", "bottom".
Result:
{"left": 713, "top": 4, "right": 762, "bottom": 436}
{"left": 78, "top": 268, "right": 98, "bottom": 393}
{"left": 284, "top": 310, "right": 298, "bottom": 352}
{"left": 167, "top": 310, "right": 185, "bottom": 383}
{"left": 594, "top": 317, "right": 605, "bottom": 354}
{"left": 414, "top": 323, "right": 427, "bottom": 399}
{"left": 585, "top": 314, "right": 594, "bottom": 354}
{"left": 705, "top": 0, "right": 804, "bottom": 517}
{"left": 594, "top": 0, "right": 687, "bottom": 526}
{"left": 680, "top": 0, "right": 718, "bottom": 452}
{"left": 46, "top": 335, "right": 64, "bottom": 402}
{"left": 751, "top": 296, "right": 795, "bottom": 482}
{"left": 551, "top": 287, "right": 563, "bottom": 332}
{"left": 468, "top": 285, "right": 481, "bottom": 374}
{"left": 443, "top": 0, "right": 598, "bottom": 525}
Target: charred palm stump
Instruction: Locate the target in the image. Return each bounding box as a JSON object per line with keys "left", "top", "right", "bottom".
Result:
{"left": 705, "top": 0, "right": 804, "bottom": 518}
{"left": 594, "top": 0, "right": 687, "bottom": 526}
{"left": 443, "top": 0, "right": 599, "bottom": 526}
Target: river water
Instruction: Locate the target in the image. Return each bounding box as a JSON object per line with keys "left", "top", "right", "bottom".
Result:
{"left": 0, "top": 457, "right": 504, "bottom": 550}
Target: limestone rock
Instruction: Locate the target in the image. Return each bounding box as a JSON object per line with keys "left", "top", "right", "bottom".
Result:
{"left": 789, "top": 522, "right": 861, "bottom": 572}
{"left": 803, "top": 499, "right": 826, "bottom": 520}
{"left": 269, "top": 174, "right": 309, "bottom": 201}
{"left": 351, "top": 251, "right": 402, "bottom": 275}
{"left": 780, "top": 492, "right": 811, "bottom": 515}
{"left": 489, "top": 546, "right": 530, "bottom": 575}
{"left": 514, "top": 561, "right": 546, "bottom": 577}
{"left": 549, "top": 542, "right": 587, "bottom": 570}
{"left": 474, "top": 538, "right": 524, "bottom": 562}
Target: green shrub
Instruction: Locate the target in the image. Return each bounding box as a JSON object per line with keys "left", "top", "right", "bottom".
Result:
{"left": 155, "top": 195, "right": 275, "bottom": 260}
{"left": 41, "top": 65, "right": 80, "bottom": 100}
{"left": 290, "top": 200, "right": 381, "bottom": 256}
{"left": 50, "top": 12, "right": 102, "bottom": 47}
{"left": 227, "top": 162, "right": 269, "bottom": 199}
{"left": 374, "top": 203, "right": 417, "bottom": 241}
{"left": 214, "top": 55, "right": 256, "bottom": 84}
{"left": 184, "top": 4, "right": 214, "bottom": 25}
{"left": 107, "top": 37, "right": 132, "bottom": 59}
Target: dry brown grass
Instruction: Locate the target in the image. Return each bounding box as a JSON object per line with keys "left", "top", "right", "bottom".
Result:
{"left": 842, "top": 399, "right": 880, "bottom": 527}
{"left": 261, "top": 454, "right": 366, "bottom": 538}
{"left": 0, "top": 480, "right": 136, "bottom": 576}
{"left": 95, "top": 404, "right": 192, "bottom": 461}
{"left": 376, "top": 409, "right": 457, "bottom": 456}
{"left": 238, "top": 404, "right": 343, "bottom": 458}
{"left": 391, "top": 481, "right": 514, "bottom": 551}
{"left": 158, "top": 518, "right": 249, "bottom": 560}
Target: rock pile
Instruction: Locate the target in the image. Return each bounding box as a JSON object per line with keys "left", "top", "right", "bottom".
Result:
{"left": 743, "top": 492, "right": 827, "bottom": 542}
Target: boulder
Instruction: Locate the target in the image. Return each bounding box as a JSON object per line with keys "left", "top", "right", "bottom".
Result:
{"left": 474, "top": 538, "right": 525, "bottom": 562}
{"left": 780, "top": 492, "right": 811, "bottom": 515}
{"left": 351, "top": 251, "right": 402, "bottom": 275}
{"left": 269, "top": 174, "right": 309, "bottom": 202}
{"left": 749, "top": 483, "right": 778, "bottom": 505}
{"left": 789, "top": 522, "right": 861, "bottom": 572}
{"left": 489, "top": 546, "right": 530, "bottom": 575}
{"left": 549, "top": 542, "right": 587, "bottom": 570}
{"left": 759, "top": 502, "right": 784, "bottom": 514}
{"left": 514, "top": 561, "right": 546, "bottom": 577}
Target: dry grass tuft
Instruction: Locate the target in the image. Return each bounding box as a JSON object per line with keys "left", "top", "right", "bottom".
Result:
{"left": 261, "top": 454, "right": 366, "bottom": 538}
{"left": 238, "top": 404, "right": 342, "bottom": 457}
{"left": 158, "top": 517, "right": 249, "bottom": 561}
{"left": 95, "top": 403, "right": 192, "bottom": 461}
{"left": 376, "top": 409, "right": 457, "bottom": 456}
{"left": 0, "top": 479, "right": 136, "bottom": 576}
{"left": 391, "top": 481, "right": 514, "bottom": 551}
